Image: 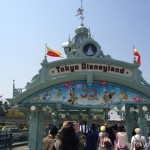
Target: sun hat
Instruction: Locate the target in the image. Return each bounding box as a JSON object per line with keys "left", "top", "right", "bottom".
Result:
{"left": 100, "top": 126, "right": 106, "bottom": 132}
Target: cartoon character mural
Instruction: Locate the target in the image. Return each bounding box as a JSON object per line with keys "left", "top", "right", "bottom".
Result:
{"left": 103, "top": 90, "right": 115, "bottom": 103}
{"left": 31, "top": 96, "right": 41, "bottom": 101}
{"left": 55, "top": 89, "right": 62, "bottom": 98}
{"left": 119, "top": 91, "right": 128, "bottom": 100}
{"left": 80, "top": 88, "right": 99, "bottom": 100}
{"left": 67, "top": 88, "right": 78, "bottom": 105}
{"left": 42, "top": 90, "right": 52, "bottom": 100}
{"left": 24, "top": 81, "right": 150, "bottom": 106}
{"left": 132, "top": 95, "right": 142, "bottom": 102}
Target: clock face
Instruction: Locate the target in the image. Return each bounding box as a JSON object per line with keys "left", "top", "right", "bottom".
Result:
{"left": 83, "top": 43, "right": 97, "bottom": 56}
{"left": 76, "top": 34, "right": 87, "bottom": 45}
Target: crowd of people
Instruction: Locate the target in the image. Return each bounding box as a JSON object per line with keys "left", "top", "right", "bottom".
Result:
{"left": 43, "top": 121, "right": 149, "bottom": 150}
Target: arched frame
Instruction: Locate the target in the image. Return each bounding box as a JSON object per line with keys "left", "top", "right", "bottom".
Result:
{"left": 19, "top": 80, "right": 150, "bottom": 108}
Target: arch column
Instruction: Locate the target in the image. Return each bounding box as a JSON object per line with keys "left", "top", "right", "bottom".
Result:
{"left": 125, "top": 105, "right": 134, "bottom": 142}
{"left": 104, "top": 108, "right": 109, "bottom": 123}
{"left": 138, "top": 105, "right": 148, "bottom": 140}
{"left": 28, "top": 106, "right": 45, "bottom": 150}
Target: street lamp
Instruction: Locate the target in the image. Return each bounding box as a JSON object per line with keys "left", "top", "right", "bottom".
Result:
{"left": 31, "top": 106, "right": 36, "bottom": 111}
{"left": 142, "top": 106, "right": 150, "bottom": 119}
{"left": 142, "top": 106, "right": 148, "bottom": 112}
{"left": 130, "top": 107, "right": 139, "bottom": 113}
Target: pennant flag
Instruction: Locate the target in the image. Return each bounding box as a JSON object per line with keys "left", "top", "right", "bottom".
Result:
{"left": 47, "top": 46, "right": 62, "bottom": 57}
{"left": 134, "top": 48, "right": 141, "bottom": 64}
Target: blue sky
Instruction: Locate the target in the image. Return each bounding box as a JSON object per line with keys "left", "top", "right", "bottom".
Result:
{"left": 0, "top": 0, "right": 150, "bottom": 100}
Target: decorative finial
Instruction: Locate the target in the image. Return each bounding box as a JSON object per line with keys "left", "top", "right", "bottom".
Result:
{"left": 133, "top": 57, "right": 137, "bottom": 64}
{"left": 68, "top": 34, "right": 71, "bottom": 42}
{"left": 42, "top": 44, "right": 48, "bottom": 64}
{"left": 76, "top": 0, "right": 85, "bottom": 26}
{"left": 13, "top": 80, "right": 15, "bottom": 89}
{"left": 88, "top": 27, "right": 91, "bottom": 38}
{"left": 45, "top": 44, "right": 47, "bottom": 59}
{"left": 13, "top": 80, "right": 15, "bottom": 98}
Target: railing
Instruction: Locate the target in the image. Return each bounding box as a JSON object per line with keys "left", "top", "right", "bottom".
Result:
{"left": 0, "top": 116, "right": 27, "bottom": 123}
{"left": 0, "top": 132, "right": 12, "bottom": 149}
{"left": 12, "top": 130, "right": 28, "bottom": 143}
{"left": 0, "top": 130, "right": 28, "bottom": 149}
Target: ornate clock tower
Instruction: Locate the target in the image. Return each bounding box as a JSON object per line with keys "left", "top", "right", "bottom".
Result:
{"left": 62, "top": 1, "right": 110, "bottom": 59}
{"left": 62, "top": 25, "right": 109, "bottom": 59}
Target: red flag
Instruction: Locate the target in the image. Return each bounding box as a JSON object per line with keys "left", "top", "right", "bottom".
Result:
{"left": 47, "top": 47, "right": 62, "bottom": 57}
{"left": 134, "top": 48, "right": 141, "bottom": 64}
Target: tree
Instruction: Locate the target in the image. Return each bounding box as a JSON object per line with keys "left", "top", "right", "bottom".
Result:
{"left": 0, "top": 101, "right": 5, "bottom": 116}
{"left": 6, "top": 109, "right": 25, "bottom": 117}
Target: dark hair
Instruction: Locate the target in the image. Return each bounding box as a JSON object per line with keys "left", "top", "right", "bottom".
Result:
{"left": 49, "top": 125, "right": 58, "bottom": 136}
{"left": 118, "top": 125, "right": 125, "bottom": 132}
{"left": 90, "top": 123, "right": 97, "bottom": 131}
{"left": 60, "top": 125, "right": 79, "bottom": 150}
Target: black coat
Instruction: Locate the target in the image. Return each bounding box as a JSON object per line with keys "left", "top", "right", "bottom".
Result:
{"left": 84, "top": 130, "right": 99, "bottom": 150}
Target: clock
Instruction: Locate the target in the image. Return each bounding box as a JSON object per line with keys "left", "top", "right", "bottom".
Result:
{"left": 76, "top": 34, "right": 87, "bottom": 45}
{"left": 83, "top": 43, "right": 97, "bottom": 56}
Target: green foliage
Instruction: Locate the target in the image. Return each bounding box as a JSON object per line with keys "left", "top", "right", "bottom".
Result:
{"left": 0, "top": 101, "right": 5, "bottom": 116}
{"left": 6, "top": 109, "right": 25, "bottom": 117}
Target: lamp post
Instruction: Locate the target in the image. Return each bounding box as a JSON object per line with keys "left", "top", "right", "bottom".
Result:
{"left": 29, "top": 105, "right": 45, "bottom": 150}
{"left": 138, "top": 105, "right": 148, "bottom": 140}
{"left": 129, "top": 105, "right": 149, "bottom": 140}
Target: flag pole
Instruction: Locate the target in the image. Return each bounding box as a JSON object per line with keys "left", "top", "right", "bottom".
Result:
{"left": 13, "top": 80, "right": 15, "bottom": 98}
{"left": 45, "top": 44, "right": 47, "bottom": 59}
{"left": 133, "top": 45, "right": 134, "bottom": 57}
{"left": 133, "top": 45, "right": 137, "bottom": 64}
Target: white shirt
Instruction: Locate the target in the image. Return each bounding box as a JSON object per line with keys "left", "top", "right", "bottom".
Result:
{"left": 131, "top": 134, "right": 147, "bottom": 150}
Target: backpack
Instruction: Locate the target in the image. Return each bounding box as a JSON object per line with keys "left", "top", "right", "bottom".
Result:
{"left": 100, "top": 138, "right": 106, "bottom": 148}
{"left": 104, "top": 140, "right": 112, "bottom": 148}
{"left": 134, "top": 136, "right": 145, "bottom": 150}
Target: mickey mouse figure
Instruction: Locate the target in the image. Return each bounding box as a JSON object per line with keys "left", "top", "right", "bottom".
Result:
{"left": 67, "top": 88, "right": 78, "bottom": 105}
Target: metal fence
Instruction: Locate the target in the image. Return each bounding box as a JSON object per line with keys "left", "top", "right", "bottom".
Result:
{"left": 0, "top": 132, "right": 12, "bottom": 149}
{"left": 0, "top": 131, "right": 28, "bottom": 149}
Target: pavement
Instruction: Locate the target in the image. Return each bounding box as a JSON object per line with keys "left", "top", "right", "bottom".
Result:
{"left": 12, "top": 145, "right": 29, "bottom": 150}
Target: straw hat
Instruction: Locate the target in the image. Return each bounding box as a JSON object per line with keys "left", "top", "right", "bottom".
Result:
{"left": 100, "top": 126, "right": 106, "bottom": 132}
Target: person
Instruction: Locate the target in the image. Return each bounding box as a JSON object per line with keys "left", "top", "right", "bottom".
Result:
{"left": 103, "top": 133, "right": 113, "bottom": 150}
{"left": 84, "top": 123, "right": 99, "bottom": 150}
{"left": 116, "top": 125, "right": 129, "bottom": 150}
{"left": 107, "top": 126, "right": 116, "bottom": 148}
{"left": 148, "top": 126, "right": 150, "bottom": 138}
{"left": 98, "top": 125, "right": 107, "bottom": 150}
{"left": 53, "top": 121, "right": 86, "bottom": 150}
{"left": 98, "top": 132, "right": 113, "bottom": 150}
{"left": 43, "top": 124, "right": 58, "bottom": 150}
{"left": 130, "top": 128, "right": 147, "bottom": 150}
{"left": 99, "top": 125, "right": 107, "bottom": 142}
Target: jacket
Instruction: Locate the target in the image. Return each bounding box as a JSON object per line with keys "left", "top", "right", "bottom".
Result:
{"left": 116, "top": 132, "right": 128, "bottom": 149}
{"left": 53, "top": 128, "right": 86, "bottom": 150}
{"left": 43, "top": 135, "right": 55, "bottom": 150}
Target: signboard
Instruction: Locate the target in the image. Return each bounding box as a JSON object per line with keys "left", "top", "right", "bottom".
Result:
{"left": 49, "top": 63, "right": 132, "bottom": 77}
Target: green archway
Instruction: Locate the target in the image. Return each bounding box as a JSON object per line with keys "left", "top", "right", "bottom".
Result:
{"left": 7, "top": 25, "right": 150, "bottom": 150}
